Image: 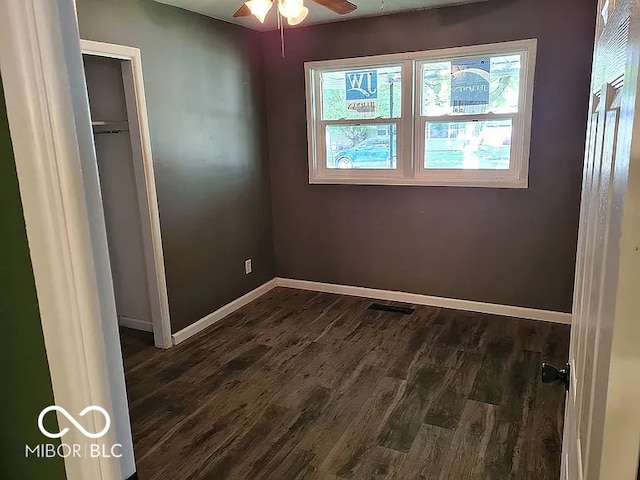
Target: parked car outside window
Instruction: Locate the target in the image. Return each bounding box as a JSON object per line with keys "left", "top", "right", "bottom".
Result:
{"left": 331, "top": 136, "right": 397, "bottom": 169}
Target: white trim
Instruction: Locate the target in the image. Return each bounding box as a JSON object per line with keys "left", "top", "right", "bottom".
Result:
{"left": 307, "top": 175, "right": 529, "bottom": 188}
{"left": 304, "top": 39, "right": 540, "bottom": 70}
{"left": 81, "top": 39, "right": 140, "bottom": 60}
{"left": 275, "top": 278, "right": 572, "bottom": 324}
{"left": 173, "top": 276, "right": 572, "bottom": 347}
{"left": 119, "top": 316, "right": 154, "bottom": 333}
{"left": 0, "top": 0, "right": 131, "bottom": 479}
{"left": 81, "top": 39, "right": 173, "bottom": 349}
{"left": 172, "top": 279, "right": 279, "bottom": 345}
{"left": 305, "top": 39, "right": 537, "bottom": 188}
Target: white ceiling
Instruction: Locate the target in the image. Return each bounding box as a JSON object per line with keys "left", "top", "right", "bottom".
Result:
{"left": 153, "top": 0, "right": 488, "bottom": 31}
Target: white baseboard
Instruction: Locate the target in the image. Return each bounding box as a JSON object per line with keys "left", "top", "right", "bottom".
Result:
{"left": 275, "top": 278, "right": 572, "bottom": 325}
{"left": 118, "top": 316, "right": 154, "bottom": 332}
{"left": 172, "top": 276, "right": 571, "bottom": 346}
{"left": 172, "top": 279, "right": 279, "bottom": 345}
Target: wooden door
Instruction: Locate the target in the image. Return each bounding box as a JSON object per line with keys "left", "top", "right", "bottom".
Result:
{"left": 562, "top": 0, "right": 640, "bottom": 478}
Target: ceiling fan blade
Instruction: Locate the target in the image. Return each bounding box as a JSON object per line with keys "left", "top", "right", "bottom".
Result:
{"left": 233, "top": 4, "right": 252, "bottom": 17}
{"left": 311, "top": 0, "right": 357, "bottom": 16}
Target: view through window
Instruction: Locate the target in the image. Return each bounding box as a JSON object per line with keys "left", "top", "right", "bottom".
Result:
{"left": 421, "top": 55, "right": 520, "bottom": 170}
{"left": 322, "top": 66, "right": 401, "bottom": 171}
{"left": 305, "top": 40, "right": 537, "bottom": 187}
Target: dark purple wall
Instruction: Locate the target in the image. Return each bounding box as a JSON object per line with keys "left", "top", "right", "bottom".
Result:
{"left": 262, "top": 0, "right": 597, "bottom": 312}
{"left": 78, "top": 0, "right": 276, "bottom": 332}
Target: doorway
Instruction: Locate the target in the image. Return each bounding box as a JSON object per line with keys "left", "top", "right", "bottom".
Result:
{"left": 81, "top": 40, "right": 172, "bottom": 350}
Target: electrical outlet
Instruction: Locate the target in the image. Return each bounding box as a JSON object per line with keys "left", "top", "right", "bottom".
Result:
{"left": 245, "top": 259, "right": 252, "bottom": 274}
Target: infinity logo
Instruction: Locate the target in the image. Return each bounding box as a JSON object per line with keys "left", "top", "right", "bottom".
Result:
{"left": 38, "top": 406, "right": 111, "bottom": 439}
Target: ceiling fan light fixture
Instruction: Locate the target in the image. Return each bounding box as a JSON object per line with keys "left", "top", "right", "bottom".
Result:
{"left": 278, "top": 0, "right": 305, "bottom": 19}
{"left": 287, "top": 5, "right": 308, "bottom": 25}
{"left": 245, "top": 0, "right": 273, "bottom": 23}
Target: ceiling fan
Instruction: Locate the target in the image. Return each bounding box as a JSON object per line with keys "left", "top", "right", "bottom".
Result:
{"left": 233, "top": 0, "right": 357, "bottom": 26}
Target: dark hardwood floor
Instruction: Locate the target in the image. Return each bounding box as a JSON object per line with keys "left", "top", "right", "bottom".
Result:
{"left": 120, "top": 287, "right": 570, "bottom": 480}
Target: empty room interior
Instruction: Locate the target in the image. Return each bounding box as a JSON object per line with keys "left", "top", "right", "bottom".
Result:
{"left": 7, "top": 0, "right": 640, "bottom": 479}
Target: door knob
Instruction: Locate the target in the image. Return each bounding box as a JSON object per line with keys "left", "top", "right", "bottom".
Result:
{"left": 541, "top": 363, "right": 570, "bottom": 391}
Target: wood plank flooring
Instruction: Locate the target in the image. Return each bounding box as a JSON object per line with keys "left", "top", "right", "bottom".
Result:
{"left": 120, "top": 287, "right": 570, "bottom": 480}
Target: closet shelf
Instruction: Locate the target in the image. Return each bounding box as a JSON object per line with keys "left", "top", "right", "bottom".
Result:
{"left": 92, "top": 120, "right": 129, "bottom": 134}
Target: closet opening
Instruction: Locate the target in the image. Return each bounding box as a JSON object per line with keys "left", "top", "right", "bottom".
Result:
{"left": 82, "top": 40, "right": 172, "bottom": 350}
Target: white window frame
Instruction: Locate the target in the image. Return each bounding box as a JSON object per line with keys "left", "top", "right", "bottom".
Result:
{"left": 306, "top": 55, "right": 414, "bottom": 183}
{"left": 305, "top": 39, "right": 538, "bottom": 188}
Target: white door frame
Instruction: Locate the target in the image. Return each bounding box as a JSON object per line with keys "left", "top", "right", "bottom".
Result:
{"left": 0, "top": 1, "right": 134, "bottom": 479}
{"left": 81, "top": 39, "right": 172, "bottom": 350}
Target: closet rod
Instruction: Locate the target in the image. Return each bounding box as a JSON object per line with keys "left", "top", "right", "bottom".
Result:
{"left": 94, "top": 129, "right": 129, "bottom": 135}
{"left": 92, "top": 120, "right": 129, "bottom": 135}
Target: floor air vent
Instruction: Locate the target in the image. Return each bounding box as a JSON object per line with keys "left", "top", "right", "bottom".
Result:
{"left": 367, "top": 303, "right": 415, "bottom": 315}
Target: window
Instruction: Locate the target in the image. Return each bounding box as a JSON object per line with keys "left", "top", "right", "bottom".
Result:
{"left": 305, "top": 40, "right": 537, "bottom": 187}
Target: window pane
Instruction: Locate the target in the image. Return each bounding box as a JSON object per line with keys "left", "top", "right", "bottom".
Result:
{"left": 422, "top": 54, "right": 521, "bottom": 116}
{"left": 322, "top": 66, "right": 402, "bottom": 121}
{"left": 326, "top": 124, "right": 397, "bottom": 170}
{"left": 424, "top": 119, "right": 512, "bottom": 170}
